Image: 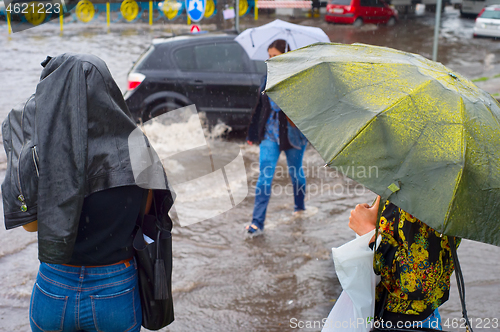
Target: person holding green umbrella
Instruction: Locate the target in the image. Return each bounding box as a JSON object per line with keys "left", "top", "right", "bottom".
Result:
{"left": 264, "top": 42, "right": 500, "bottom": 248}
{"left": 245, "top": 39, "right": 308, "bottom": 234}
{"left": 262, "top": 43, "right": 499, "bottom": 330}
{"left": 349, "top": 196, "right": 459, "bottom": 328}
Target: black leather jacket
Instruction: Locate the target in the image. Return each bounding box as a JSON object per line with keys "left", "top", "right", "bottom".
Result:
{"left": 2, "top": 53, "right": 164, "bottom": 264}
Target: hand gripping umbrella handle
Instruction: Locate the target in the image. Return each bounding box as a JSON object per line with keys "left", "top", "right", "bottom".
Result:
{"left": 372, "top": 185, "right": 396, "bottom": 259}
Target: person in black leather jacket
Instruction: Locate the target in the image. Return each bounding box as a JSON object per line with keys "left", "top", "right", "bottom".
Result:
{"left": 2, "top": 53, "right": 173, "bottom": 332}
{"left": 3, "top": 53, "right": 154, "bottom": 263}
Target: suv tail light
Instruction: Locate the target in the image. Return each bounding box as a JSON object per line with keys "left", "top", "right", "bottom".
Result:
{"left": 476, "top": 8, "right": 486, "bottom": 18}
{"left": 128, "top": 73, "right": 146, "bottom": 91}
{"left": 346, "top": 5, "right": 355, "bottom": 12}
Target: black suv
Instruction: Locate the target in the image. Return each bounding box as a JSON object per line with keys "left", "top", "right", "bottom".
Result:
{"left": 124, "top": 32, "right": 267, "bottom": 129}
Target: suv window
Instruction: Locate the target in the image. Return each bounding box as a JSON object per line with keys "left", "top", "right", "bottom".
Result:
{"left": 328, "top": 0, "right": 352, "bottom": 5}
{"left": 174, "top": 47, "right": 196, "bottom": 71}
{"left": 360, "top": 0, "right": 385, "bottom": 6}
{"left": 481, "top": 9, "right": 500, "bottom": 19}
{"left": 135, "top": 45, "right": 174, "bottom": 70}
{"left": 174, "top": 42, "right": 250, "bottom": 73}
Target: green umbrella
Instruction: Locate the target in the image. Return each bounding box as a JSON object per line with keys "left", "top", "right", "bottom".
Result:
{"left": 266, "top": 43, "right": 500, "bottom": 247}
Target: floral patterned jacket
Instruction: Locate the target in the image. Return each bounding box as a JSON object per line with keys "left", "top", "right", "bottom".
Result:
{"left": 374, "top": 202, "right": 460, "bottom": 318}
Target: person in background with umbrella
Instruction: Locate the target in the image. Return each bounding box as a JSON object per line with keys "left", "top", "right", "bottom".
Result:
{"left": 235, "top": 20, "right": 330, "bottom": 62}
{"left": 349, "top": 196, "right": 460, "bottom": 329}
{"left": 245, "top": 39, "right": 308, "bottom": 235}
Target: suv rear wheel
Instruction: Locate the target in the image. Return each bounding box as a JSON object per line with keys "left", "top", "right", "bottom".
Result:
{"left": 144, "top": 100, "right": 185, "bottom": 122}
{"left": 387, "top": 17, "right": 396, "bottom": 26}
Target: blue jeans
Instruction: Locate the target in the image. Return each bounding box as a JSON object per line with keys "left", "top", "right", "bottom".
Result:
{"left": 30, "top": 259, "right": 141, "bottom": 332}
{"left": 251, "top": 139, "right": 307, "bottom": 230}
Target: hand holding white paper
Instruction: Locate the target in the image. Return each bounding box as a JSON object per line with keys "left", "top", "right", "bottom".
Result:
{"left": 322, "top": 229, "right": 380, "bottom": 332}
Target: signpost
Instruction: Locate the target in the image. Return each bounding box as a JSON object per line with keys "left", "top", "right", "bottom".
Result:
{"left": 432, "top": 0, "right": 443, "bottom": 61}
{"left": 235, "top": 0, "right": 239, "bottom": 32}
{"left": 186, "top": 0, "right": 206, "bottom": 21}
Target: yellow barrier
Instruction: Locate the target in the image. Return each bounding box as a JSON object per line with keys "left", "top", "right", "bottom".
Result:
{"left": 120, "top": 0, "right": 139, "bottom": 21}
{"left": 5, "top": 0, "right": 257, "bottom": 32}
{"left": 204, "top": 0, "right": 215, "bottom": 17}
{"left": 239, "top": 0, "right": 248, "bottom": 16}
{"left": 107, "top": 2, "right": 110, "bottom": 26}
{"left": 7, "top": 11, "right": 12, "bottom": 34}
{"left": 76, "top": 0, "right": 95, "bottom": 22}
{"left": 149, "top": 0, "right": 153, "bottom": 24}
{"left": 60, "top": 9, "right": 63, "bottom": 31}
{"left": 25, "top": 1, "right": 47, "bottom": 25}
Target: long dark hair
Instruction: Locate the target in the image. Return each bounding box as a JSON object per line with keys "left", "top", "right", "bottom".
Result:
{"left": 268, "top": 39, "right": 291, "bottom": 54}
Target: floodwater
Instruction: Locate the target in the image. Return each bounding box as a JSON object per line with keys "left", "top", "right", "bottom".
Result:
{"left": 1, "top": 8, "right": 500, "bottom": 331}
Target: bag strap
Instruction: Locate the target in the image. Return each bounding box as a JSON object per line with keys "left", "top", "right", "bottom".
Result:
{"left": 133, "top": 189, "right": 152, "bottom": 253}
{"left": 449, "top": 237, "right": 473, "bottom": 332}
{"left": 137, "top": 189, "right": 150, "bottom": 229}
{"left": 375, "top": 285, "right": 388, "bottom": 320}
{"left": 151, "top": 193, "right": 162, "bottom": 258}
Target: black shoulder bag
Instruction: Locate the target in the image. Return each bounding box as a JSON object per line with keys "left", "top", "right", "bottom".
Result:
{"left": 133, "top": 190, "right": 174, "bottom": 330}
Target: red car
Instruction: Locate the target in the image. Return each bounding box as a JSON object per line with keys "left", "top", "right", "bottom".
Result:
{"left": 325, "top": 0, "right": 398, "bottom": 26}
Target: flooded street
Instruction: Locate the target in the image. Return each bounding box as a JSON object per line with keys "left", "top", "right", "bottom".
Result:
{"left": 1, "top": 9, "right": 500, "bottom": 331}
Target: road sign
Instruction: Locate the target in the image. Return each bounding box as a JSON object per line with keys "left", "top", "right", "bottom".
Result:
{"left": 190, "top": 24, "right": 201, "bottom": 33}
{"left": 186, "top": 0, "right": 205, "bottom": 22}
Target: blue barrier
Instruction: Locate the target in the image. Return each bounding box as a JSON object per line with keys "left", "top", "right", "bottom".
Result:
{"left": 0, "top": 0, "right": 255, "bottom": 29}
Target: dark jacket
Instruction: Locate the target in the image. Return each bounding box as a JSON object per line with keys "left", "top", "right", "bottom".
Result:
{"left": 247, "top": 76, "right": 293, "bottom": 151}
{"left": 2, "top": 53, "right": 172, "bottom": 264}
